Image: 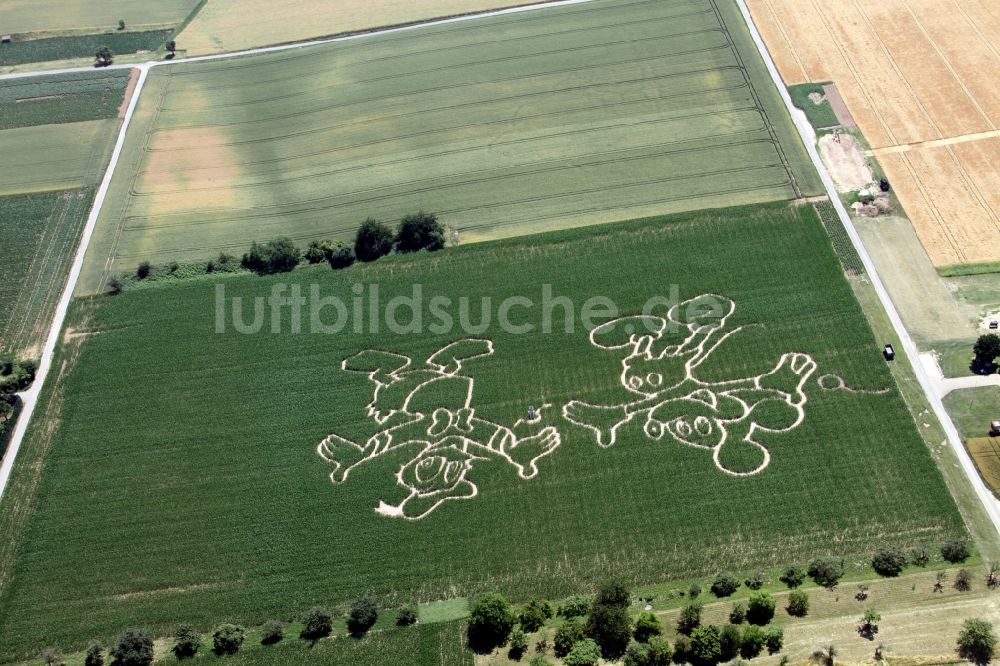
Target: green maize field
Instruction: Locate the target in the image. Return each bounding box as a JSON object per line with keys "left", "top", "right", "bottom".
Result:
{"left": 79, "top": 0, "right": 823, "bottom": 294}
{"left": 0, "top": 202, "right": 963, "bottom": 660}
{"left": 0, "top": 70, "right": 131, "bottom": 130}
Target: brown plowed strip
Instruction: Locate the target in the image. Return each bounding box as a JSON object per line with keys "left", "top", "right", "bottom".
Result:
{"left": 118, "top": 67, "right": 139, "bottom": 119}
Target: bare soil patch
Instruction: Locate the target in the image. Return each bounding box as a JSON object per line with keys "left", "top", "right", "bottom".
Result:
{"left": 819, "top": 133, "right": 872, "bottom": 191}
{"left": 117, "top": 67, "right": 139, "bottom": 119}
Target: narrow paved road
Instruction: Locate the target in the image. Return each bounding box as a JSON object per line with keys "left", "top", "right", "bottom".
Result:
{"left": 734, "top": 0, "right": 1000, "bottom": 534}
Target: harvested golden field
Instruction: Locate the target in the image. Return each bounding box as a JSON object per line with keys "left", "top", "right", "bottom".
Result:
{"left": 747, "top": 0, "right": 1000, "bottom": 267}
{"left": 177, "top": 0, "right": 549, "bottom": 55}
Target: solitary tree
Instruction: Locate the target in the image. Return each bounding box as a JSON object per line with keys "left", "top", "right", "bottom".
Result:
{"left": 689, "top": 625, "right": 722, "bottom": 664}
{"left": 261, "top": 621, "right": 284, "bottom": 645}
{"left": 729, "top": 602, "right": 747, "bottom": 624}
{"left": 396, "top": 607, "right": 418, "bottom": 626}
{"left": 857, "top": 609, "right": 880, "bottom": 640}
{"left": 167, "top": 40, "right": 177, "bottom": 54}
{"left": 118, "top": 19, "right": 126, "bottom": 30}
{"left": 554, "top": 617, "right": 586, "bottom": 657}
{"left": 84, "top": 642, "right": 104, "bottom": 666}
{"left": 973, "top": 334, "right": 1000, "bottom": 372}
{"left": 780, "top": 566, "right": 805, "bottom": 588}
{"left": 110, "top": 628, "right": 154, "bottom": 666}
{"left": 395, "top": 211, "right": 445, "bottom": 253}
{"left": 873, "top": 546, "right": 907, "bottom": 577}
{"left": 677, "top": 601, "right": 703, "bottom": 635}
{"left": 508, "top": 626, "right": 528, "bottom": 659}
{"left": 955, "top": 568, "right": 973, "bottom": 592}
{"left": 957, "top": 618, "right": 997, "bottom": 665}
{"left": 942, "top": 540, "right": 971, "bottom": 563}
{"left": 633, "top": 612, "right": 662, "bottom": 643}
{"left": 586, "top": 602, "right": 632, "bottom": 659}
{"left": 95, "top": 46, "right": 113, "bottom": 66}
{"left": 172, "top": 624, "right": 201, "bottom": 658}
{"left": 301, "top": 607, "right": 333, "bottom": 640}
{"left": 786, "top": 590, "right": 810, "bottom": 617}
{"left": 711, "top": 571, "right": 741, "bottom": 597}
{"left": 808, "top": 558, "right": 845, "bottom": 589}
{"left": 740, "top": 624, "right": 767, "bottom": 658}
{"left": 347, "top": 597, "right": 378, "bottom": 636}
{"left": 747, "top": 591, "right": 776, "bottom": 625}
{"left": 212, "top": 624, "right": 244, "bottom": 655}
{"left": 623, "top": 637, "right": 673, "bottom": 666}
{"left": 563, "top": 638, "right": 601, "bottom": 666}
{"left": 354, "top": 218, "right": 395, "bottom": 262}
{"left": 519, "top": 599, "right": 552, "bottom": 633}
{"left": 468, "top": 592, "right": 516, "bottom": 653}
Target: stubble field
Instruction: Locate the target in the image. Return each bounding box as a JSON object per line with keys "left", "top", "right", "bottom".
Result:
{"left": 79, "top": 0, "right": 821, "bottom": 294}
{"left": 746, "top": 0, "right": 1000, "bottom": 268}
{"left": 0, "top": 203, "right": 964, "bottom": 659}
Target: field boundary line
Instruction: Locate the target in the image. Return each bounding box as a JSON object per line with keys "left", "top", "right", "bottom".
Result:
{"left": 867, "top": 129, "right": 1000, "bottom": 156}
{"left": 0, "top": 66, "right": 150, "bottom": 502}
{"left": 734, "top": 0, "right": 1000, "bottom": 536}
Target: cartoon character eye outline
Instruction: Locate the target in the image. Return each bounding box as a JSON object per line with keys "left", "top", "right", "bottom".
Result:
{"left": 646, "top": 372, "right": 663, "bottom": 387}
{"left": 694, "top": 416, "right": 712, "bottom": 436}
{"left": 415, "top": 456, "right": 445, "bottom": 484}
{"left": 628, "top": 375, "right": 644, "bottom": 390}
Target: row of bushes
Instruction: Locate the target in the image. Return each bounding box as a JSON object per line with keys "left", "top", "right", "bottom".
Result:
{"left": 62, "top": 598, "right": 416, "bottom": 666}
{"left": 116, "top": 212, "right": 447, "bottom": 293}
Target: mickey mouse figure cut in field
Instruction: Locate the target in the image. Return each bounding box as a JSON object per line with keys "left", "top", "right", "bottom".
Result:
{"left": 316, "top": 339, "right": 560, "bottom": 520}
{"left": 562, "top": 294, "right": 817, "bottom": 476}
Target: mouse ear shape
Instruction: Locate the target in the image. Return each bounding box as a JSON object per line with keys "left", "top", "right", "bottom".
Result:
{"left": 590, "top": 316, "right": 667, "bottom": 349}
{"left": 426, "top": 338, "right": 494, "bottom": 373}
{"left": 342, "top": 350, "right": 411, "bottom": 384}
{"left": 668, "top": 294, "right": 734, "bottom": 328}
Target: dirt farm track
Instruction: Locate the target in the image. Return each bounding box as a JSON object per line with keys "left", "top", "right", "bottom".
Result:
{"left": 747, "top": 0, "right": 1000, "bottom": 268}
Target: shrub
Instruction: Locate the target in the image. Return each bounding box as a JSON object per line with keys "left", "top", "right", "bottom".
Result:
{"left": 558, "top": 596, "right": 591, "bottom": 619}
{"left": 396, "top": 607, "right": 418, "bottom": 626}
{"left": 719, "top": 624, "right": 741, "bottom": 661}
{"left": 586, "top": 603, "right": 632, "bottom": 659}
{"left": 633, "top": 612, "right": 661, "bottom": 643}
{"left": 857, "top": 609, "right": 880, "bottom": 640}
{"left": 304, "top": 240, "right": 330, "bottom": 264}
{"left": 212, "top": 624, "right": 244, "bottom": 655}
{"left": 673, "top": 635, "right": 693, "bottom": 664}
{"left": 595, "top": 580, "right": 631, "bottom": 608}
{"left": 623, "top": 637, "right": 673, "bottom": 666}
{"left": 554, "top": 618, "right": 587, "bottom": 657}
{"left": 780, "top": 565, "right": 805, "bottom": 588}
{"left": 261, "top": 620, "right": 283, "bottom": 645}
{"left": 519, "top": 599, "right": 551, "bottom": 633}
{"left": 84, "top": 642, "right": 104, "bottom": 666}
{"left": 730, "top": 602, "right": 747, "bottom": 624}
{"left": 958, "top": 618, "right": 997, "bottom": 665}
{"left": 943, "top": 540, "right": 971, "bottom": 563}
{"left": 677, "top": 601, "right": 703, "bottom": 635}
{"left": 745, "top": 572, "right": 766, "bottom": 590}
{"left": 688, "top": 582, "right": 701, "bottom": 599}
{"left": 739, "top": 624, "right": 766, "bottom": 658}
{"left": 301, "top": 606, "right": 333, "bottom": 639}
{"left": 107, "top": 275, "right": 124, "bottom": 295}
{"left": 711, "top": 571, "right": 740, "bottom": 597}
{"left": 468, "top": 592, "right": 516, "bottom": 652}
{"left": 217, "top": 252, "right": 236, "bottom": 268}
{"left": 973, "top": 334, "right": 1000, "bottom": 368}
{"left": 509, "top": 626, "right": 528, "bottom": 659}
{"left": 786, "top": 589, "right": 809, "bottom": 617}
{"left": 110, "top": 628, "right": 154, "bottom": 666}
{"left": 355, "top": 218, "right": 395, "bottom": 262}
{"left": 808, "top": 558, "right": 845, "bottom": 589}
{"left": 136, "top": 261, "right": 151, "bottom": 279}
{"left": 530, "top": 657, "right": 553, "bottom": 666}
{"left": 347, "top": 597, "right": 378, "bottom": 636}
{"left": 40, "top": 649, "right": 59, "bottom": 666}
{"left": 956, "top": 568, "right": 973, "bottom": 592}
{"left": 746, "top": 591, "right": 776, "bottom": 625}
{"left": 326, "top": 243, "right": 356, "bottom": 270}
{"left": 172, "top": 624, "right": 201, "bottom": 658}
{"left": 689, "top": 625, "right": 722, "bottom": 663}
{"left": 564, "top": 638, "right": 602, "bottom": 666}
{"left": 872, "top": 546, "right": 907, "bottom": 577}
{"left": 910, "top": 545, "right": 930, "bottom": 567}
{"left": 241, "top": 237, "right": 302, "bottom": 274}
{"left": 396, "top": 211, "right": 445, "bottom": 253}
{"left": 765, "top": 626, "right": 784, "bottom": 654}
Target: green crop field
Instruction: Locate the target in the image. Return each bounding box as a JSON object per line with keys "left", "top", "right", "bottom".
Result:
{"left": 0, "top": 190, "right": 94, "bottom": 357}
{"left": 0, "top": 202, "right": 963, "bottom": 660}
{"left": 0, "top": 0, "right": 199, "bottom": 36}
{"left": 0, "top": 121, "right": 118, "bottom": 195}
{"left": 0, "top": 70, "right": 131, "bottom": 130}
{"left": 0, "top": 30, "right": 171, "bottom": 67}
{"left": 80, "top": 0, "right": 822, "bottom": 294}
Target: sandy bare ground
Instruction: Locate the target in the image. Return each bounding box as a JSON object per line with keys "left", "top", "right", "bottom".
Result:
{"left": 177, "top": 0, "right": 562, "bottom": 55}
{"left": 747, "top": 0, "right": 1000, "bottom": 266}
{"left": 819, "top": 133, "right": 872, "bottom": 192}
